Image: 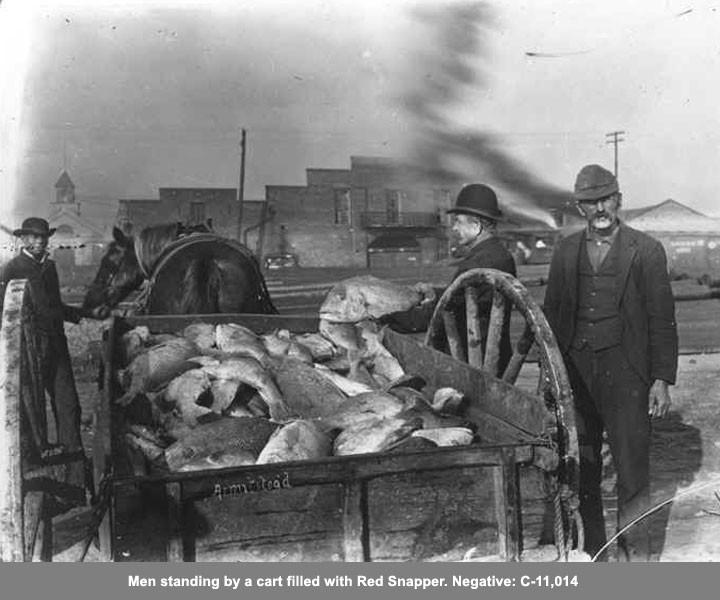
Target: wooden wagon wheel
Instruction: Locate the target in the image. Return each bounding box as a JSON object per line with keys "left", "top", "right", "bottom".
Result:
{"left": 0, "top": 279, "right": 53, "bottom": 561}
{"left": 423, "top": 268, "right": 580, "bottom": 556}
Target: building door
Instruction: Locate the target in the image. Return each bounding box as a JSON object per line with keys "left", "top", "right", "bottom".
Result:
{"left": 189, "top": 202, "right": 205, "bottom": 225}
{"left": 385, "top": 190, "right": 400, "bottom": 224}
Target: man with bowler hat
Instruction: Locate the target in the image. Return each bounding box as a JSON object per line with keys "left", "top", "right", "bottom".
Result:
{"left": 543, "top": 165, "right": 678, "bottom": 560}
{"left": 0, "top": 217, "right": 101, "bottom": 499}
{"left": 384, "top": 184, "right": 516, "bottom": 372}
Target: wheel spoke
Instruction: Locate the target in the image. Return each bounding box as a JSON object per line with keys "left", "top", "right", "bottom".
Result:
{"left": 23, "top": 490, "right": 46, "bottom": 561}
{"left": 442, "top": 310, "right": 466, "bottom": 362}
{"left": 482, "top": 289, "right": 506, "bottom": 376}
{"left": 502, "top": 323, "right": 535, "bottom": 384}
{"left": 464, "top": 287, "right": 483, "bottom": 368}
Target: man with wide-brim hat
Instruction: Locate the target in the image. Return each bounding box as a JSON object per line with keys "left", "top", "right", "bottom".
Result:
{"left": 383, "top": 184, "right": 517, "bottom": 372}
{"left": 543, "top": 164, "right": 677, "bottom": 561}
{"left": 1, "top": 216, "right": 97, "bottom": 506}
{"left": 12, "top": 216, "right": 58, "bottom": 237}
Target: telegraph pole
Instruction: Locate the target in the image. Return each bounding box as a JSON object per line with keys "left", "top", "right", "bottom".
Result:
{"left": 236, "top": 128, "right": 246, "bottom": 240}
{"left": 605, "top": 130, "right": 625, "bottom": 179}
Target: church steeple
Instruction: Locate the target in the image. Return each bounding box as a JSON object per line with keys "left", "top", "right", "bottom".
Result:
{"left": 55, "top": 170, "right": 75, "bottom": 204}
{"left": 52, "top": 170, "right": 80, "bottom": 216}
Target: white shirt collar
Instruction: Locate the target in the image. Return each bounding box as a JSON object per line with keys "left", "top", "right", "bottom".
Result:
{"left": 22, "top": 248, "right": 49, "bottom": 264}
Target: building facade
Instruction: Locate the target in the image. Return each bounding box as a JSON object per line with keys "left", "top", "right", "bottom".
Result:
{"left": 264, "top": 157, "right": 453, "bottom": 268}
{"left": 623, "top": 199, "right": 720, "bottom": 280}
{"left": 117, "top": 188, "right": 241, "bottom": 241}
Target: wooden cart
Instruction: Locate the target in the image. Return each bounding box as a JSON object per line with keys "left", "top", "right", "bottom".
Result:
{"left": 89, "top": 269, "right": 579, "bottom": 562}
{"left": 1, "top": 269, "right": 580, "bottom": 561}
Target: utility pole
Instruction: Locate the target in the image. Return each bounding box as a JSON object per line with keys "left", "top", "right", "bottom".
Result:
{"left": 236, "top": 128, "right": 246, "bottom": 240}
{"left": 605, "top": 130, "right": 625, "bottom": 179}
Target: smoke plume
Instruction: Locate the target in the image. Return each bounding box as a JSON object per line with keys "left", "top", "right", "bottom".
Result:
{"left": 398, "top": 1, "right": 571, "bottom": 228}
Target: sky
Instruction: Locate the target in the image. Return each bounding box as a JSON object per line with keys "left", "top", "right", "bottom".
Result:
{"left": 1, "top": 0, "right": 720, "bottom": 233}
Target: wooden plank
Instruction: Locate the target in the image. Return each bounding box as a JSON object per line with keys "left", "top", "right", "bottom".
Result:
{"left": 502, "top": 448, "right": 521, "bottom": 561}
{"left": 342, "top": 481, "right": 367, "bottom": 562}
{"left": 166, "top": 482, "right": 184, "bottom": 562}
{"left": 23, "top": 490, "right": 52, "bottom": 562}
{"left": 368, "top": 468, "right": 499, "bottom": 561}
{"left": 493, "top": 464, "right": 507, "bottom": 560}
{"left": 191, "top": 483, "right": 345, "bottom": 561}
{"left": 119, "top": 445, "right": 533, "bottom": 501}
{"left": 95, "top": 317, "right": 116, "bottom": 561}
{"left": 465, "top": 287, "right": 483, "bottom": 368}
{"left": 0, "top": 279, "right": 27, "bottom": 561}
{"left": 492, "top": 449, "right": 521, "bottom": 561}
{"left": 384, "top": 329, "right": 551, "bottom": 435}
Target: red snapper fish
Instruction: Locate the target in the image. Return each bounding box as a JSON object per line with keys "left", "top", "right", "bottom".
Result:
{"left": 319, "top": 275, "right": 423, "bottom": 323}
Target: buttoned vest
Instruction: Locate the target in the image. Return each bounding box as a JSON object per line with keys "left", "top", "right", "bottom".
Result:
{"left": 571, "top": 237, "right": 622, "bottom": 350}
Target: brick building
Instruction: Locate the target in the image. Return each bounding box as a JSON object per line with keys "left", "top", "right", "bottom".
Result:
{"left": 117, "top": 188, "right": 242, "bottom": 240}
{"left": 264, "top": 156, "right": 452, "bottom": 268}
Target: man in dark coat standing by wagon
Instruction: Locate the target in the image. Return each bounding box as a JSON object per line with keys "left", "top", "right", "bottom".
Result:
{"left": 0, "top": 217, "right": 99, "bottom": 499}
{"left": 543, "top": 165, "right": 678, "bottom": 561}
{"left": 385, "top": 183, "right": 517, "bottom": 373}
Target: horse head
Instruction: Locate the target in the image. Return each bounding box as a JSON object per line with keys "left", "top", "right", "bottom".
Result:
{"left": 83, "top": 226, "right": 146, "bottom": 315}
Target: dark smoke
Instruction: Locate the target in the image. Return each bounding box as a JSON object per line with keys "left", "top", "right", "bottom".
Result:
{"left": 398, "top": 1, "right": 571, "bottom": 225}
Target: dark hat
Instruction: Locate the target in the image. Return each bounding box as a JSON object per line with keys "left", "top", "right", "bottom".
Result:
{"left": 446, "top": 184, "right": 505, "bottom": 222}
{"left": 573, "top": 164, "right": 619, "bottom": 201}
{"left": 13, "top": 217, "right": 56, "bottom": 237}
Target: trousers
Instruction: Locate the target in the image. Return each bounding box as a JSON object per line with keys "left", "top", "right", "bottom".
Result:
{"left": 39, "top": 333, "right": 86, "bottom": 493}
{"left": 566, "top": 344, "right": 651, "bottom": 561}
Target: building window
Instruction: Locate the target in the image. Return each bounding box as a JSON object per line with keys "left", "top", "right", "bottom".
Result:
{"left": 190, "top": 202, "right": 205, "bottom": 224}
{"left": 55, "top": 224, "right": 74, "bottom": 236}
{"left": 334, "top": 188, "right": 351, "bottom": 225}
{"left": 385, "top": 189, "right": 406, "bottom": 224}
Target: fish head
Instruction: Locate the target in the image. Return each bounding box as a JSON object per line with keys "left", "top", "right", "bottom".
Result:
{"left": 319, "top": 319, "right": 362, "bottom": 352}
{"left": 319, "top": 283, "right": 368, "bottom": 323}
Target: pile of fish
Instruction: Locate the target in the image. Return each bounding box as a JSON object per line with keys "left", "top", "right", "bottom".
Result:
{"left": 118, "top": 277, "right": 473, "bottom": 473}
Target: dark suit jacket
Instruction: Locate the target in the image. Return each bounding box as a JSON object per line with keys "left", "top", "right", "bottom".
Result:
{"left": 543, "top": 223, "right": 678, "bottom": 385}
{"left": 0, "top": 251, "right": 83, "bottom": 336}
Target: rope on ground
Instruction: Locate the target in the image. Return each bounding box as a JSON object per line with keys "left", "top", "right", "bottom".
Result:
{"left": 591, "top": 476, "right": 720, "bottom": 561}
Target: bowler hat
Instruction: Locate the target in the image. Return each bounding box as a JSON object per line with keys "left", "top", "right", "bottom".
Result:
{"left": 13, "top": 217, "right": 56, "bottom": 237}
{"left": 574, "top": 164, "right": 619, "bottom": 201}
{"left": 447, "top": 184, "right": 506, "bottom": 222}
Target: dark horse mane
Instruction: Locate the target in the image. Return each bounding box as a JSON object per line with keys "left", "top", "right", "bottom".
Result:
{"left": 84, "top": 221, "right": 277, "bottom": 315}
{"left": 178, "top": 253, "right": 223, "bottom": 313}
{"left": 134, "top": 223, "right": 182, "bottom": 277}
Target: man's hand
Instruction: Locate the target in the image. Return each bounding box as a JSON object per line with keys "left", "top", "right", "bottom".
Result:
{"left": 81, "top": 305, "right": 111, "bottom": 320}
{"left": 413, "top": 282, "right": 436, "bottom": 305}
{"left": 649, "top": 379, "right": 672, "bottom": 419}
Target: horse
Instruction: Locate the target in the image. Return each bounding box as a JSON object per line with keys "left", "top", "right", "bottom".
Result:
{"left": 83, "top": 222, "right": 278, "bottom": 316}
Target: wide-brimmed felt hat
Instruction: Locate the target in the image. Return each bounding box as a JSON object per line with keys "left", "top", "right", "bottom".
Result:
{"left": 13, "top": 217, "right": 56, "bottom": 237}
{"left": 446, "top": 184, "right": 506, "bottom": 222}
{"left": 573, "top": 164, "right": 619, "bottom": 201}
